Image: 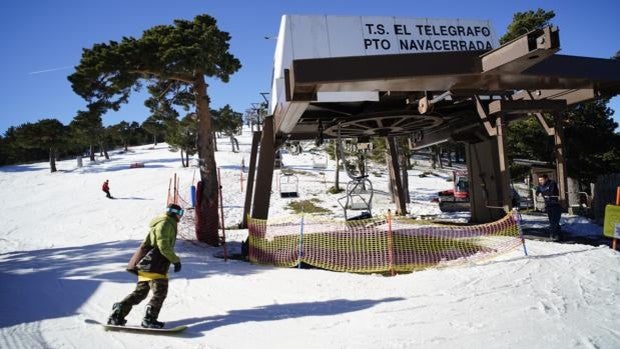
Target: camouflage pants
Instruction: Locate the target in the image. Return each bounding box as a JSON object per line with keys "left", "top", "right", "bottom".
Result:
{"left": 118, "top": 279, "right": 169, "bottom": 315}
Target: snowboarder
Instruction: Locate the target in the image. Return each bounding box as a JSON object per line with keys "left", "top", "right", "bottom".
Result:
{"left": 107, "top": 203, "right": 184, "bottom": 328}
{"left": 535, "top": 174, "right": 562, "bottom": 241}
{"left": 102, "top": 180, "right": 112, "bottom": 199}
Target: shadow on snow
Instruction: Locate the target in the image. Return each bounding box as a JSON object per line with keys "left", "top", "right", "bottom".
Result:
{"left": 0, "top": 239, "right": 263, "bottom": 328}
{"left": 171, "top": 297, "right": 404, "bottom": 336}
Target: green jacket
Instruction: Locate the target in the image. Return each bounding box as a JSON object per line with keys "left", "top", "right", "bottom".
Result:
{"left": 143, "top": 213, "right": 180, "bottom": 264}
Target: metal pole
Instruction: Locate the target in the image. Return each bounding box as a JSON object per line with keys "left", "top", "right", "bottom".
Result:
{"left": 387, "top": 210, "right": 395, "bottom": 276}
{"left": 298, "top": 209, "right": 304, "bottom": 269}
{"left": 614, "top": 187, "right": 619, "bottom": 250}
{"left": 217, "top": 168, "right": 228, "bottom": 261}
{"left": 251, "top": 116, "right": 276, "bottom": 220}
{"left": 241, "top": 131, "right": 261, "bottom": 228}
{"left": 514, "top": 209, "right": 528, "bottom": 256}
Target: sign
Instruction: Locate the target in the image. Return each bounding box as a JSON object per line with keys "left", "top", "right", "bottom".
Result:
{"left": 362, "top": 20, "right": 494, "bottom": 53}
{"left": 280, "top": 15, "right": 498, "bottom": 61}
{"left": 603, "top": 204, "right": 620, "bottom": 238}
{"left": 270, "top": 15, "right": 498, "bottom": 119}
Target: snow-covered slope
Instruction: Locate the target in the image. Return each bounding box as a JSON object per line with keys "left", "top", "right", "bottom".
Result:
{"left": 1, "top": 128, "right": 619, "bottom": 348}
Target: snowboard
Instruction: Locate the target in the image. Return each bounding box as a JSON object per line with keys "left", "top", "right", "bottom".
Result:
{"left": 85, "top": 319, "right": 187, "bottom": 334}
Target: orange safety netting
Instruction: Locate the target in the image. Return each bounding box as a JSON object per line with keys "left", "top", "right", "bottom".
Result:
{"left": 247, "top": 212, "right": 524, "bottom": 274}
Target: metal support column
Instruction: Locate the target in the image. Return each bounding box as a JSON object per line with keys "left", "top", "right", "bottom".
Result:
{"left": 553, "top": 113, "right": 568, "bottom": 209}
{"left": 387, "top": 137, "right": 407, "bottom": 215}
{"left": 241, "top": 131, "right": 261, "bottom": 228}
{"left": 532, "top": 112, "right": 568, "bottom": 209}
{"left": 466, "top": 138, "right": 510, "bottom": 223}
{"left": 251, "top": 116, "right": 275, "bottom": 220}
{"left": 495, "top": 115, "right": 512, "bottom": 212}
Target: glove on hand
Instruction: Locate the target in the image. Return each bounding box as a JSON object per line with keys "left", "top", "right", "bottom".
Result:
{"left": 173, "top": 262, "right": 182, "bottom": 273}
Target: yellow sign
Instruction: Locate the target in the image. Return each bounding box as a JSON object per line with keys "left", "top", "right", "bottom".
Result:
{"left": 603, "top": 205, "right": 620, "bottom": 238}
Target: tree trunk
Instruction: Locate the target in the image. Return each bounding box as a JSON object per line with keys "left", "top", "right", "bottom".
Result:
{"left": 101, "top": 142, "right": 109, "bottom": 160}
{"left": 437, "top": 147, "right": 443, "bottom": 169}
{"left": 89, "top": 143, "right": 95, "bottom": 161}
{"left": 49, "top": 147, "right": 57, "bottom": 173}
{"left": 400, "top": 154, "right": 410, "bottom": 203}
{"left": 230, "top": 136, "right": 239, "bottom": 152}
{"left": 212, "top": 131, "right": 218, "bottom": 152}
{"left": 386, "top": 151, "right": 395, "bottom": 203}
{"left": 180, "top": 149, "right": 186, "bottom": 167}
{"left": 194, "top": 75, "right": 220, "bottom": 246}
{"left": 153, "top": 134, "right": 157, "bottom": 146}
{"left": 185, "top": 152, "right": 190, "bottom": 168}
{"left": 334, "top": 140, "right": 340, "bottom": 191}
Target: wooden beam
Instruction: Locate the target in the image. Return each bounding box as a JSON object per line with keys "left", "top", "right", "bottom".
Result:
{"left": 474, "top": 95, "right": 497, "bottom": 136}
{"left": 512, "top": 89, "right": 596, "bottom": 106}
{"left": 481, "top": 26, "right": 560, "bottom": 74}
{"left": 533, "top": 113, "right": 555, "bottom": 136}
{"left": 488, "top": 99, "right": 567, "bottom": 115}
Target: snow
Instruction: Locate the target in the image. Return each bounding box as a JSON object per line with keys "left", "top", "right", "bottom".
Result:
{"left": 1, "top": 127, "right": 619, "bottom": 348}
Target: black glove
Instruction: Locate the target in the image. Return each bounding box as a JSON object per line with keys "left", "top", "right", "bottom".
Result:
{"left": 173, "top": 262, "right": 182, "bottom": 273}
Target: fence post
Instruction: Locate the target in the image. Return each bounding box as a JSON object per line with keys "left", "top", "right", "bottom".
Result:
{"left": 614, "top": 187, "right": 619, "bottom": 250}
{"left": 173, "top": 173, "right": 177, "bottom": 205}
{"left": 217, "top": 168, "right": 227, "bottom": 261}
{"left": 240, "top": 168, "right": 244, "bottom": 193}
{"left": 387, "top": 210, "right": 395, "bottom": 276}
{"left": 513, "top": 208, "right": 528, "bottom": 256}
{"left": 298, "top": 210, "right": 305, "bottom": 269}
{"left": 167, "top": 178, "right": 172, "bottom": 205}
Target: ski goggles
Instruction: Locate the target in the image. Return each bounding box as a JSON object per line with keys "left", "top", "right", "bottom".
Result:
{"left": 167, "top": 207, "right": 185, "bottom": 217}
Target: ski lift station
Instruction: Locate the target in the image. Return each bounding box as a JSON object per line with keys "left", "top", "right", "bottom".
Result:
{"left": 242, "top": 14, "right": 620, "bottom": 225}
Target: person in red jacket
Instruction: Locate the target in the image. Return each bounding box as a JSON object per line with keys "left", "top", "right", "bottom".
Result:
{"left": 102, "top": 180, "right": 112, "bottom": 199}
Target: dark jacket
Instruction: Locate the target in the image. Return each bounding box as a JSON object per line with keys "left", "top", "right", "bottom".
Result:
{"left": 130, "top": 214, "right": 179, "bottom": 275}
{"left": 536, "top": 179, "right": 559, "bottom": 206}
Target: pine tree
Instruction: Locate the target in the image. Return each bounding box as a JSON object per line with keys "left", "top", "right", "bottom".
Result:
{"left": 214, "top": 104, "right": 242, "bottom": 152}
{"left": 501, "top": 9, "right": 620, "bottom": 185}
{"left": 14, "top": 119, "right": 68, "bottom": 172}
{"left": 142, "top": 116, "right": 165, "bottom": 146}
{"left": 113, "top": 121, "right": 131, "bottom": 151}
{"left": 166, "top": 113, "right": 199, "bottom": 167}
{"left": 70, "top": 108, "right": 104, "bottom": 161}
{"left": 68, "top": 14, "right": 241, "bottom": 244}
{"left": 499, "top": 9, "right": 555, "bottom": 44}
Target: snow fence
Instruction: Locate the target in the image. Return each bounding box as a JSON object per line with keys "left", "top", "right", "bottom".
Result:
{"left": 247, "top": 212, "right": 523, "bottom": 274}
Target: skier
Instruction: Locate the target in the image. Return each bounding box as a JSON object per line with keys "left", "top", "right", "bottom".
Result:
{"left": 102, "top": 180, "right": 112, "bottom": 199}
{"left": 107, "top": 203, "right": 184, "bottom": 328}
{"left": 535, "top": 174, "right": 562, "bottom": 241}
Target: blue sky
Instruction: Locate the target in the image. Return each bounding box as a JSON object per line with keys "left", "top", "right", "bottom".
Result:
{"left": 0, "top": 0, "right": 618, "bottom": 134}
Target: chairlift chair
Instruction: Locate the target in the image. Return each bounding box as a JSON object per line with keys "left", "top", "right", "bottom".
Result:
{"left": 338, "top": 176, "right": 373, "bottom": 220}
{"left": 311, "top": 153, "right": 328, "bottom": 169}
{"left": 279, "top": 170, "right": 299, "bottom": 198}
{"left": 334, "top": 123, "right": 375, "bottom": 220}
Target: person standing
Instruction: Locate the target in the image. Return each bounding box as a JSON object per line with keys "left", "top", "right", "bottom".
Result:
{"left": 107, "top": 203, "right": 184, "bottom": 328}
{"left": 536, "top": 174, "right": 562, "bottom": 241}
{"left": 102, "top": 180, "right": 112, "bottom": 199}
